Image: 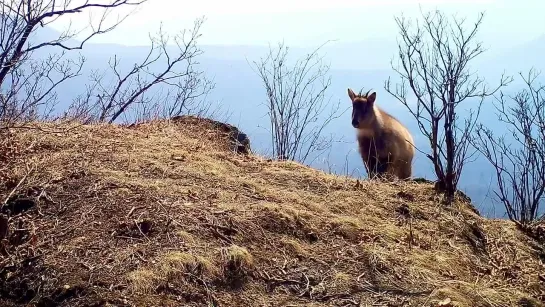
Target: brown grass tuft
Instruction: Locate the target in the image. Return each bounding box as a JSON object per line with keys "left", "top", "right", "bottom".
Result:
{"left": 176, "top": 230, "right": 195, "bottom": 244}
{"left": 330, "top": 216, "right": 363, "bottom": 241}
{"left": 127, "top": 269, "right": 161, "bottom": 294}
{"left": 280, "top": 237, "right": 308, "bottom": 256}
{"left": 158, "top": 251, "right": 218, "bottom": 279}
{"left": 221, "top": 244, "right": 255, "bottom": 287}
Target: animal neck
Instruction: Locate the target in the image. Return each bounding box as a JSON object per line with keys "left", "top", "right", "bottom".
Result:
{"left": 357, "top": 106, "right": 384, "bottom": 138}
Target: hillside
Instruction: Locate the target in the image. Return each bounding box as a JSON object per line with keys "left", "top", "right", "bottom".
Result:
{"left": 0, "top": 117, "right": 544, "bottom": 307}
{"left": 23, "top": 25, "right": 544, "bottom": 216}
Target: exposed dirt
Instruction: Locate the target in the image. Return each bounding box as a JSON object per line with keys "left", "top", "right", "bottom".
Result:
{"left": 0, "top": 118, "right": 544, "bottom": 307}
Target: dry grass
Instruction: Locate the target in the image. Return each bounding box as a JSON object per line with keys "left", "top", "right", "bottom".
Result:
{"left": 0, "top": 117, "right": 544, "bottom": 307}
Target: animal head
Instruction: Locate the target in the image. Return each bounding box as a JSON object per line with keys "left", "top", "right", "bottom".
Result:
{"left": 348, "top": 88, "right": 377, "bottom": 129}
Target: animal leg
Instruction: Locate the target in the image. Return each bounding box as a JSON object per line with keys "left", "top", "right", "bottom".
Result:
{"left": 373, "top": 156, "right": 393, "bottom": 180}
{"left": 365, "top": 156, "right": 390, "bottom": 180}
{"left": 365, "top": 156, "right": 380, "bottom": 179}
{"left": 396, "top": 161, "right": 412, "bottom": 180}
{"left": 375, "top": 157, "right": 390, "bottom": 175}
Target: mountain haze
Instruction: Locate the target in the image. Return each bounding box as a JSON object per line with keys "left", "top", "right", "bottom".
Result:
{"left": 15, "top": 26, "right": 545, "bottom": 218}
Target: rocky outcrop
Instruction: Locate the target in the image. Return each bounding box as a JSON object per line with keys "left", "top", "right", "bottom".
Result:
{"left": 170, "top": 115, "right": 252, "bottom": 155}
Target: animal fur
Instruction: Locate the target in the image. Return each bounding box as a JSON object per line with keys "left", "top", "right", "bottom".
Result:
{"left": 348, "top": 88, "right": 415, "bottom": 180}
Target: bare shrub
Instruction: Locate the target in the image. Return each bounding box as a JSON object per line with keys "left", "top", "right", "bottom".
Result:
{"left": 252, "top": 41, "right": 344, "bottom": 163}
{"left": 472, "top": 69, "right": 545, "bottom": 225}
{"left": 385, "top": 10, "right": 511, "bottom": 202}
{"left": 64, "top": 18, "right": 216, "bottom": 124}
{"left": 0, "top": 0, "right": 146, "bottom": 130}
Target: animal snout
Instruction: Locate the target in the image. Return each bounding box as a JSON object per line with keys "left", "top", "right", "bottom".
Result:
{"left": 351, "top": 119, "right": 359, "bottom": 128}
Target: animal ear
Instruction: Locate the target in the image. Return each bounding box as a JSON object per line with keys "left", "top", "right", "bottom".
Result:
{"left": 367, "top": 92, "right": 377, "bottom": 104}
{"left": 348, "top": 88, "right": 356, "bottom": 101}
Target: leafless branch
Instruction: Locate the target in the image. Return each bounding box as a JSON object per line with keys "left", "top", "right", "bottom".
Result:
{"left": 472, "top": 68, "right": 545, "bottom": 224}
{"left": 384, "top": 9, "right": 512, "bottom": 201}
{"left": 251, "top": 41, "right": 346, "bottom": 163}
{"left": 0, "top": 0, "right": 146, "bottom": 129}
{"left": 64, "top": 18, "right": 215, "bottom": 124}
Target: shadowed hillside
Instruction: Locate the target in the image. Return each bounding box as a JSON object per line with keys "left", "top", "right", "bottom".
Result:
{"left": 0, "top": 117, "right": 544, "bottom": 306}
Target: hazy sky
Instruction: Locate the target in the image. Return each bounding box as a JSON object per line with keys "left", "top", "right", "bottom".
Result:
{"left": 50, "top": 0, "right": 545, "bottom": 47}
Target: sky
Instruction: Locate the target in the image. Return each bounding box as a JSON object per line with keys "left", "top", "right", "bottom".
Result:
{"left": 49, "top": 0, "right": 545, "bottom": 48}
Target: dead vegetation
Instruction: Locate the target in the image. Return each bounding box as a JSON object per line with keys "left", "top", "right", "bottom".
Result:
{"left": 0, "top": 117, "right": 544, "bottom": 306}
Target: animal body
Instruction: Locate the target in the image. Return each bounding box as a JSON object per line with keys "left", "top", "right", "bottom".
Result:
{"left": 348, "top": 88, "right": 415, "bottom": 180}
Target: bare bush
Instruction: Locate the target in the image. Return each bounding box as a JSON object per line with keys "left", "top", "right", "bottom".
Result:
{"left": 472, "top": 69, "right": 545, "bottom": 224}
{"left": 385, "top": 9, "right": 511, "bottom": 201}
{"left": 0, "top": 0, "right": 145, "bottom": 129}
{"left": 252, "top": 42, "right": 343, "bottom": 163}
{"left": 64, "top": 19, "right": 215, "bottom": 124}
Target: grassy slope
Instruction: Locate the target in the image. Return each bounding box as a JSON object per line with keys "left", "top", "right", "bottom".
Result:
{"left": 0, "top": 117, "right": 544, "bottom": 307}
